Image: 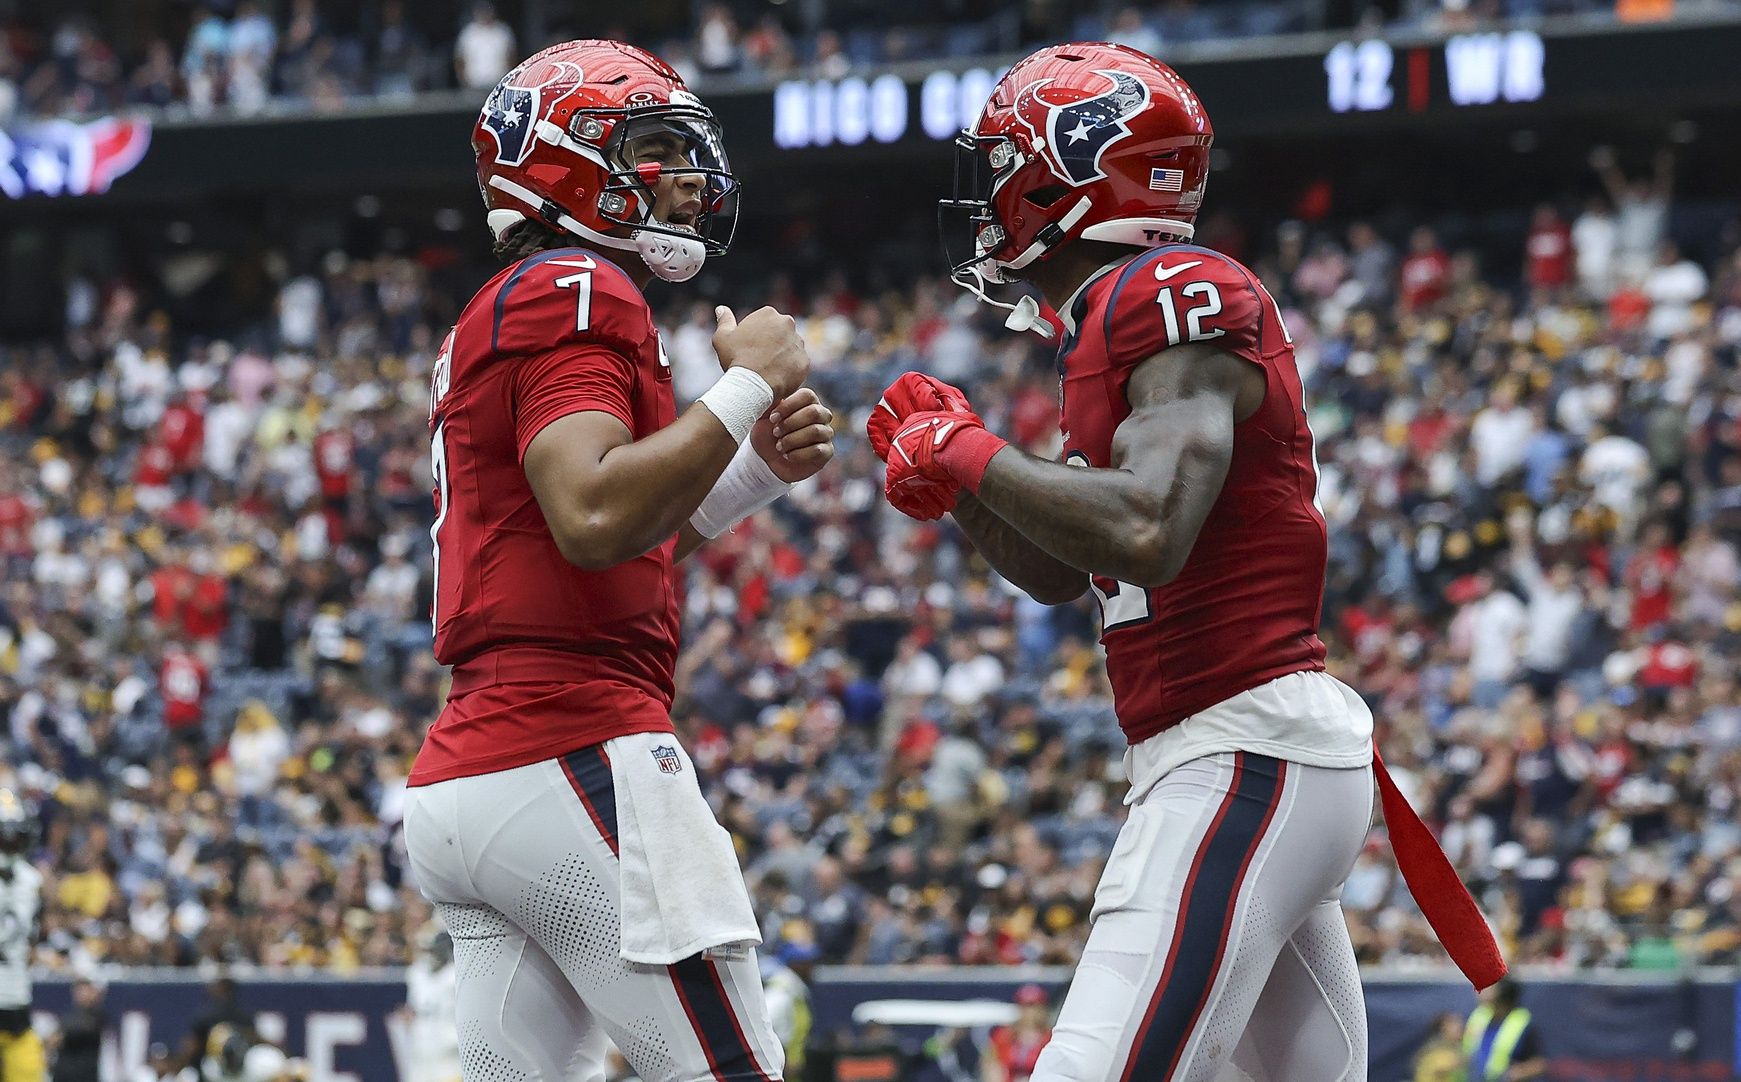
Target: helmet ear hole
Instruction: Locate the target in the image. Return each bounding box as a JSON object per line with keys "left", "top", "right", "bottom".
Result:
{"left": 1024, "top": 185, "right": 1070, "bottom": 209}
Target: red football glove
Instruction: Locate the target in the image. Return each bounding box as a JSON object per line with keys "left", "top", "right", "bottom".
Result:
{"left": 883, "top": 410, "right": 1010, "bottom": 520}
{"left": 884, "top": 459, "right": 959, "bottom": 520}
{"left": 867, "top": 372, "right": 979, "bottom": 462}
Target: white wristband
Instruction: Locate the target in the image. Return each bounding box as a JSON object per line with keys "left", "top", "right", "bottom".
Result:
{"left": 690, "top": 439, "right": 792, "bottom": 538}
{"left": 696, "top": 367, "right": 775, "bottom": 445}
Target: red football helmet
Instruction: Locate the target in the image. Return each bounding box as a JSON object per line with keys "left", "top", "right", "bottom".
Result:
{"left": 942, "top": 44, "right": 1213, "bottom": 321}
{"left": 473, "top": 40, "right": 739, "bottom": 282}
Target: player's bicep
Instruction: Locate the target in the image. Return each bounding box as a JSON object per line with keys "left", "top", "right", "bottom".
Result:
{"left": 522, "top": 410, "right": 634, "bottom": 561}
{"left": 1109, "top": 346, "right": 1249, "bottom": 577}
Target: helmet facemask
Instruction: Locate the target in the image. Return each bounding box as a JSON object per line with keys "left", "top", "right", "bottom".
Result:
{"left": 939, "top": 132, "right": 1086, "bottom": 339}
{"left": 596, "top": 107, "right": 740, "bottom": 258}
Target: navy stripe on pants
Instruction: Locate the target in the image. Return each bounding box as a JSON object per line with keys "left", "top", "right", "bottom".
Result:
{"left": 561, "top": 746, "right": 619, "bottom": 856}
{"left": 1123, "top": 752, "right": 1287, "bottom": 1080}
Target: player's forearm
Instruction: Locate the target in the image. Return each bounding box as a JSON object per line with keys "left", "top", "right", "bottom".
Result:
{"left": 566, "top": 408, "right": 738, "bottom": 568}
{"left": 973, "top": 448, "right": 1184, "bottom": 587}
{"left": 673, "top": 522, "right": 708, "bottom": 562}
{"left": 951, "top": 493, "right": 1087, "bottom": 605}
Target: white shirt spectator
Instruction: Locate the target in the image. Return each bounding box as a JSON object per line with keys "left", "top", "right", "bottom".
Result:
{"left": 883, "top": 647, "right": 941, "bottom": 700}
{"left": 278, "top": 276, "right": 322, "bottom": 349}
{"left": 942, "top": 651, "right": 1003, "bottom": 708}
{"left": 1554, "top": 378, "right": 1616, "bottom": 438}
{"left": 1468, "top": 589, "right": 1528, "bottom": 684}
{"left": 1614, "top": 194, "right": 1668, "bottom": 277}
{"left": 1579, "top": 434, "right": 1650, "bottom": 523}
{"left": 229, "top": 717, "right": 290, "bottom": 797}
{"left": 926, "top": 733, "right": 987, "bottom": 805}
{"left": 1663, "top": 339, "right": 1709, "bottom": 406}
{"left": 1469, "top": 400, "right": 1534, "bottom": 485}
{"left": 204, "top": 398, "right": 255, "bottom": 480}
{"left": 1512, "top": 552, "right": 1583, "bottom": 673}
{"left": 1643, "top": 256, "right": 1708, "bottom": 340}
{"left": 455, "top": 10, "right": 516, "bottom": 90}
{"left": 363, "top": 555, "right": 421, "bottom": 619}
{"left": 1572, "top": 208, "right": 1616, "bottom": 297}
{"left": 114, "top": 341, "right": 172, "bottom": 429}
{"left": 294, "top": 509, "right": 330, "bottom": 562}
{"left": 696, "top": 7, "right": 741, "bottom": 72}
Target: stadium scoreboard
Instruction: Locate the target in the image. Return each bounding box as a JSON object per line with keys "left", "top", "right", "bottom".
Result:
{"left": 771, "top": 31, "right": 1549, "bottom": 150}
{"left": 769, "top": 20, "right": 1740, "bottom": 150}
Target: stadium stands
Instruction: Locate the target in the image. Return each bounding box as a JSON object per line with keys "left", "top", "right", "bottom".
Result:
{"left": 2, "top": 179, "right": 1737, "bottom": 981}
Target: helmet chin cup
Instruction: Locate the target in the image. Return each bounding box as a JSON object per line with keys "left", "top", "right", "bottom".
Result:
{"left": 636, "top": 226, "right": 707, "bottom": 282}
{"left": 1002, "top": 294, "right": 1048, "bottom": 336}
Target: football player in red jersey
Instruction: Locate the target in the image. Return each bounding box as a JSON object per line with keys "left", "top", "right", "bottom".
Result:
{"left": 870, "top": 44, "right": 1503, "bottom": 1082}
{"left": 403, "top": 41, "right": 834, "bottom": 1082}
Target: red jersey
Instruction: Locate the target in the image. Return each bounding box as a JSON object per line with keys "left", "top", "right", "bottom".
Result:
{"left": 0, "top": 493, "right": 34, "bottom": 557}
{"left": 1057, "top": 245, "right": 1327, "bottom": 744}
{"left": 313, "top": 429, "right": 355, "bottom": 500}
{"left": 987, "top": 1026, "right": 1049, "bottom": 1081}
{"left": 1399, "top": 249, "right": 1450, "bottom": 311}
{"left": 135, "top": 442, "right": 175, "bottom": 489}
{"left": 160, "top": 651, "right": 208, "bottom": 730}
{"left": 412, "top": 248, "right": 680, "bottom": 786}
{"left": 159, "top": 402, "right": 204, "bottom": 472}
{"left": 1526, "top": 219, "right": 1573, "bottom": 290}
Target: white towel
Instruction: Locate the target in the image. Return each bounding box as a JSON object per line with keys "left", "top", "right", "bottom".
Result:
{"left": 606, "top": 731, "right": 762, "bottom": 965}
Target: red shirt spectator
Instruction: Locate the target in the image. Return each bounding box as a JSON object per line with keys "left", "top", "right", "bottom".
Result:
{"left": 159, "top": 399, "right": 205, "bottom": 473}
{"left": 1399, "top": 227, "right": 1450, "bottom": 312}
{"left": 1526, "top": 206, "right": 1574, "bottom": 291}
{"left": 148, "top": 558, "right": 226, "bottom": 641}
{"left": 313, "top": 427, "right": 355, "bottom": 501}
{"left": 1626, "top": 528, "right": 1679, "bottom": 632}
{"left": 150, "top": 563, "right": 195, "bottom": 629}
{"left": 1639, "top": 639, "right": 1698, "bottom": 689}
{"left": 0, "top": 489, "right": 35, "bottom": 559}
{"left": 135, "top": 442, "right": 175, "bottom": 490}
{"left": 1608, "top": 283, "right": 1651, "bottom": 332}
{"left": 182, "top": 571, "right": 230, "bottom": 642}
{"left": 985, "top": 986, "right": 1052, "bottom": 1082}
{"left": 160, "top": 648, "right": 209, "bottom": 733}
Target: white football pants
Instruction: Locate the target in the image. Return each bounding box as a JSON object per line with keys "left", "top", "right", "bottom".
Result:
{"left": 1032, "top": 752, "right": 1373, "bottom": 1082}
{"left": 404, "top": 746, "right": 784, "bottom": 1082}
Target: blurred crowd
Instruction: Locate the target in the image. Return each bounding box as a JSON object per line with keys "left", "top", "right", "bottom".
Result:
{"left": 0, "top": 148, "right": 1739, "bottom": 984}
{"left": 3, "top": 0, "right": 1724, "bottom": 123}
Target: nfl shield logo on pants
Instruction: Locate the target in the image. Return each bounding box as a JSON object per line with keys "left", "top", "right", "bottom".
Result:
{"left": 652, "top": 745, "right": 683, "bottom": 774}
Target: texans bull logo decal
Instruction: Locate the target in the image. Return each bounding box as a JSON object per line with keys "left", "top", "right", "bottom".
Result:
{"left": 480, "top": 61, "right": 582, "bottom": 166}
{"left": 1015, "top": 69, "right": 1150, "bottom": 187}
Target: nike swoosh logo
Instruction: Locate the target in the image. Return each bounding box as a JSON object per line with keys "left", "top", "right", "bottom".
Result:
{"left": 548, "top": 256, "right": 597, "bottom": 269}
{"left": 932, "top": 420, "right": 956, "bottom": 446}
{"left": 1153, "top": 260, "right": 1202, "bottom": 282}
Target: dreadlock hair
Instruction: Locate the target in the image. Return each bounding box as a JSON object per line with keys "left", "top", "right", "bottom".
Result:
{"left": 492, "top": 218, "right": 577, "bottom": 264}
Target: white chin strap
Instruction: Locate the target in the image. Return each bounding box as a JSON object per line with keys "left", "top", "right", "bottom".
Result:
{"left": 486, "top": 176, "right": 708, "bottom": 283}
{"left": 953, "top": 268, "right": 1054, "bottom": 339}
